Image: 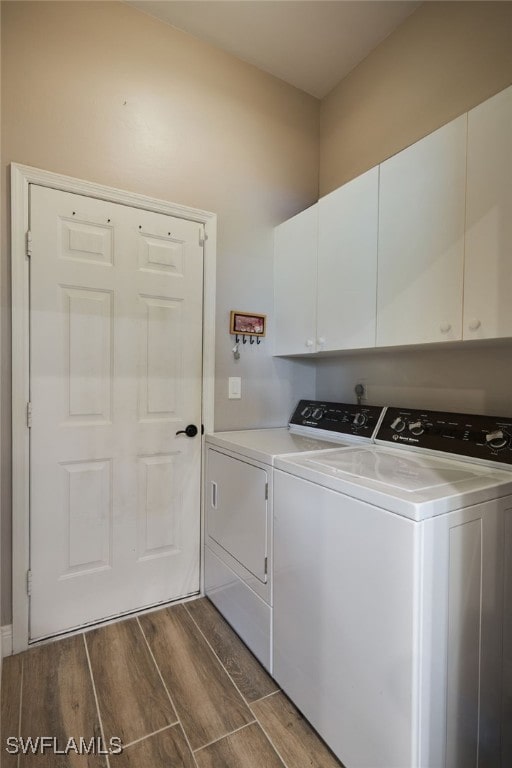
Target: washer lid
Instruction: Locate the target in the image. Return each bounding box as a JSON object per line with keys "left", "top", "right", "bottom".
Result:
{"left": 275, "top": 445, "right": 512, "bottom": 520}
{"left": 307, "top": 448, "right": 480, "bottom": 493}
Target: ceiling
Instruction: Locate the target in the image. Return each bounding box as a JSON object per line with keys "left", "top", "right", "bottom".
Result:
{"left": 127, "top": 1, "right": 422, "bottom": 99}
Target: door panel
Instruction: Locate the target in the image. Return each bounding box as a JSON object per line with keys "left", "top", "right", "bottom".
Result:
{"left": 29, "top": 185, "right": 204, "bottom": 640}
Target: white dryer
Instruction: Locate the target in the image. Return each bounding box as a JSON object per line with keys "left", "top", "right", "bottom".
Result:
{"left": 204, "top": 400, "right": 385, "bottom": 671}
{"left": 273, "top": 405, "right": 512, "bottom": 768}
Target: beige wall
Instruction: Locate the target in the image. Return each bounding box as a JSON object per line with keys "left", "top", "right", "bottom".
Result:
{"left": 316, "top": 1, "right": 512, "bottom": 423}
{"left": 0, "top": 1, "right": 319, "bottom": 624}
{"left": 316, "top": 342, "right": 512, "bottom": 419}
{"left": 320, "top": 1, "right": 512, "bottom": 195}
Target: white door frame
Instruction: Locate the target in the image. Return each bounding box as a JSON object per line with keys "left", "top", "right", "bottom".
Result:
{"left": 11, "top": 163, "right": 217, "bottom": 653}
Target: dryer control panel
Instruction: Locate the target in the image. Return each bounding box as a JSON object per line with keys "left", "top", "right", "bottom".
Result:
{"left": 289, "top": 400, "right": 384, "bottom": 438}
{"left": 377, "top": 407, "right": 512, "bottom": 465}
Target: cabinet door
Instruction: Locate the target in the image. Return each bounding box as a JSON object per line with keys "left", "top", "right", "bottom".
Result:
{"left": 274, "top": 204, "right": 317, "bottom": 355}
{"left": 377, "top": 116, "right": 467, "bottom": 347}
{"left": 317, "top": 167, "right": 378, "bottom": 351}
{"left": 464, "top": 85, "right": 512, "bottom": 340}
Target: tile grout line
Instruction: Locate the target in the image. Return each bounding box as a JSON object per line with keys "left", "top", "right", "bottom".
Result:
{"left": 250, "top": 696, "right": 343, "bottom": 768}
{"left": 182, "top": 603, "right": 287, "bottom": 765}
{"left": 17, "top": 658, "right": 24, "bottom": 768}
{"left": 250, "top": 689, "right": 281, "bottom": 705}
{"left": 183, "top": 601, "right": 291, "bottom": 767}
{"left": 83, "top": 634, "right": 111, "bottom": 768}
{"left": 183, "top": 601, "right": 276, "bottom": 710}
{"left": 248, "top": 709, "right": 291, "bottom": 768}
{"left": 147, "top": 603, "right": 342, "bottom": 768}
{"left": 192, "top": 719, "right": 257, "bottom": 754}
{"left": 136, "top": 616, "right": 201, "bottom": 768}
{"left": 120, "top": 722, "right": 178, "bottom": 751}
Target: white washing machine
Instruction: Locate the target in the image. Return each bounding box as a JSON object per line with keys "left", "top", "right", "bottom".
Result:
{"left": 273, "top": 405, "right": 512, "bottom": 768}
{"left": 204, "top": 400, "right": 385, "bottom": 671}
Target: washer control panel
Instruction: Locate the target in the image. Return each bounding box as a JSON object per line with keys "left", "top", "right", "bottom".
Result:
{"left": 377, "top": 407, "right": 512, "bottom": 465}
{"left": 289, "top": 400, "right": 384, "bottom": 438}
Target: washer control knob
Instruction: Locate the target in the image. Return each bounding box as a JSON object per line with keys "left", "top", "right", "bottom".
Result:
{"left": 301, "top": 406, "right": 313, "bottom": 418}
{"left": 312, "top": 408, "right": 324, "bottom": 420}
{"left": 391, "top": 417, "right": 406, "bottom": 433}
{"left": 353, "top": 412, "right": 367, "bottom": 427}
{"left": 485, "top": 429, "right": 508, "bottom": 449}
{"left": 468, "top": 319, "right": 481, "bottom": 332}
{"left": 409, "top": 420, "right": 425, "bottom": 436}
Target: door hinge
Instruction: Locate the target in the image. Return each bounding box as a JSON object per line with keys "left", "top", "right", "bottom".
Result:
{"left": 264, "top": 557, "right": 268, "bottom": 576}
{"left": 199, "top": 226, "right": 207, "bottom": 247}
{"left": 26, "top": 230, "right": 33, "bottom": 258}
{"left": 265, "top": 482, "right": 269, "bottom": 501}
{"left": 27, "top": 569, "right": 33, "bottom": 596}
{"left": 26, "top": 402, "right": 33, "bottom": 428}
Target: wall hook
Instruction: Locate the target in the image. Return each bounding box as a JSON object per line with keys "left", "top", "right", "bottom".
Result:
{"left": 250, "top": 336, "right": 255, "bottom": 344}
{"left": 242, "top": 335, "right": 248, "bottom": 344}
{"left": 256, "top": 337, "right": 261, "bottom": 345}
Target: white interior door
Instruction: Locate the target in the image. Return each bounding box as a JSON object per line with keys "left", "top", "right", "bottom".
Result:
{"left": 29, "top": 185, "right": 204, "bottom": 640}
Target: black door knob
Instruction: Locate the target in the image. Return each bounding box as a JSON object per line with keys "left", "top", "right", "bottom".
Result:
{"left": 176, "top": 424, "right": 198, "bottom": 438}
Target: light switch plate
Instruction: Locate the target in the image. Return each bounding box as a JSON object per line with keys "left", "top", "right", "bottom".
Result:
{"left": 228, "top": 376, "right": 241, "bottom": 399}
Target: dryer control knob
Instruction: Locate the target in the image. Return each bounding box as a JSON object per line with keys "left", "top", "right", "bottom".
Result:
{"left": 409, "top": 420, "right": 425, "bottom": 436}
{"left": 353, "top": 412, "right": 367, "bottom": 427}
{"left": 391, "top": 417, "right": 406, "bottom": 433}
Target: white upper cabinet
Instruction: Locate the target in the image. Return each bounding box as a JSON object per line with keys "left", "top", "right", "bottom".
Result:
{"left": 464, "top": 85, "right": 512, "bottom": 340}
{"left": 273, "top": 85, "right": 512, "bottom": 357}
{"left": 376, "top": 116, "right": 467, "bottom": 347}
{"left": 317, "top": 167, "right": 379, "bottom": 351}
{"left": 274, "top": 204, "right": 318, "bottom": 355}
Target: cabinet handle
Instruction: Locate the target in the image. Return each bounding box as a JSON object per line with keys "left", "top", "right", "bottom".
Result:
{"left": 305, "top": 339, "right": 314, "bottom": 348}
{"left": 440, "top": 322, "right": 451, "bottom": 333}
{"left": 468, "top": 319, "right": 481, "bottom": 331}
{"left": 317, "top": 337, "right": 326, "bottom": 346}
{"left": 211, "top": 481, "right": 217, "bottom": 509}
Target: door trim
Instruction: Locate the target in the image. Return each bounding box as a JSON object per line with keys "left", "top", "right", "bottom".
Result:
{"left": 11, "top": 163, "right": 217, "bottom": 652}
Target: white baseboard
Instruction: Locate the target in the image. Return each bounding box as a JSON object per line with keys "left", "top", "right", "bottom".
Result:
{"left": 1, "top": 625, "right": 13, "bottom": 658}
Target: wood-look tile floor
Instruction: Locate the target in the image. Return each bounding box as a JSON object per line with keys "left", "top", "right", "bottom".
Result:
{"left": 1, "top": 598, "right": 343, "bottom": 767}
